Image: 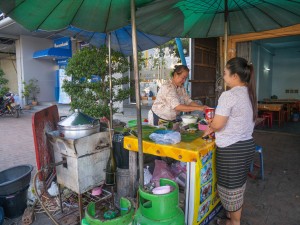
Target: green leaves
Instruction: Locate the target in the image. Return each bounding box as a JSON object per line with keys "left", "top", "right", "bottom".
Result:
{"left": 0, "top": 68, "right": 9, "bottom": 97}
{"left": 22, "top": 78, "right": 40, "bottom": 103}
{"left": 63, "top": 46, "right": 130, "bottom": 119}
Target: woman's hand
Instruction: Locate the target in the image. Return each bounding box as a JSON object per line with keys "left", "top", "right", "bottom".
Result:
{"left": 200, "top": 105, "right": 209, "bottom": 111}
{"left": 203, "top": 126, "right": 214, "bottom": 137}
{"left": 208, "top": 115, "right": 228, "bottom": 132}
{"left": 202, "top": 118, "right": 214, "bottom": 137}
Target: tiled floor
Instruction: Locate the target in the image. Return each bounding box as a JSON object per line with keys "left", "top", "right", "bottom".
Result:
{"left": 1, "top": 105, "right": 300, "bottom": 225}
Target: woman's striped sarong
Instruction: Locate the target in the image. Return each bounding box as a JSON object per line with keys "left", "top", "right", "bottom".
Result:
{"left": 216, "top": 139, "right": 255, "bottom": 211}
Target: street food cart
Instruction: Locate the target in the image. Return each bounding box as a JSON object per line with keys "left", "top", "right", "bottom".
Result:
{"left": 124, "top": 133, "right": 222, "bottom": 225}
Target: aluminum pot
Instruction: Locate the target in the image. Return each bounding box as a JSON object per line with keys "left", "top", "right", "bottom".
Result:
{"left": 58, "top": 109, "right": 100, "bottom": 139}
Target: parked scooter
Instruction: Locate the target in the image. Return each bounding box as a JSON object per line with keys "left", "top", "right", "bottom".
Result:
{"left": 0, "top": 92, "right": 20, "bottom": 118}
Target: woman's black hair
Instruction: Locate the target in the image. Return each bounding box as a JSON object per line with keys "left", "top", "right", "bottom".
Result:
{"left": 171, "top": 65, "right": 189, "bottom": 77}
{"left": 226, "top": 57, "right": 257, "bottom": 121}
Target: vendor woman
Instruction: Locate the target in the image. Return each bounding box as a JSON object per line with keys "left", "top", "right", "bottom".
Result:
{"left": 148, "top": 65, "right": 207, "bottom": 126}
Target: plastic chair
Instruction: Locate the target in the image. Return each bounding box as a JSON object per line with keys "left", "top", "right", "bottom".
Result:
{"left": 262, "top": 112, "right": 272, "bottom": 128}
{"left": 249, "top": 145, "right": 264, "bottom": 180}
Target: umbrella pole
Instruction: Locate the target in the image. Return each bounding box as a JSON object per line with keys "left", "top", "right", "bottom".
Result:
{"left": 108, "top": 32, "right": 113, "bottom": 128}
{"left": 224, "top": 0, "right": 228, "bottom": 91}
{"left": 175, "top": 38, "right": 189, "bottom": 91}
{"left": 131, "top": 0, "right": 144, "bottom": 187}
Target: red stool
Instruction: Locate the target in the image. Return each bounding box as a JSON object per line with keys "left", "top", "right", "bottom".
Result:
{"left": 262, "top": 112, "right": 273, "bottom": 128}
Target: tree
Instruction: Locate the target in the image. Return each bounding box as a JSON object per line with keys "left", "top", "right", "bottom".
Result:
{"left": 63, "top": 46, "right": 132, "bottom": 119}
{"left": 159, "top": 38, "right": 189, "bottom": 61}
{"left": 0, "top": 68, "right": 9, "bottom": 97}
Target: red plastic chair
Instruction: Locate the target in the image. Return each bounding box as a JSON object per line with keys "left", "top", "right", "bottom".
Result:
{"left": 262, "top": 112, "right": 273, "bottom": 128}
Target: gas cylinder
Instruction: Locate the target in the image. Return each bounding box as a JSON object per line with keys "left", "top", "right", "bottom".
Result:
{"left": 133, "top": 178, "right": 185, "bottom": 225}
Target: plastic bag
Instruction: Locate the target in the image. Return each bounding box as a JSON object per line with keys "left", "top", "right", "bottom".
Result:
{"left": 144, "top": 166, "right": 152, "bottom": 185}
{"left": 170, "top": 161, "right": 187, "bottom": 176}
{"left": 149, "top": 130, "right": 181, "bottom": 144}
{"left": 151, "top": 160, "right": 176, "bottom": 186}
{"left": 170, "top": 161, "right": 187, "bottom": 187}
{"left": 47, "top": 181, "right": 59, "bottom": 197}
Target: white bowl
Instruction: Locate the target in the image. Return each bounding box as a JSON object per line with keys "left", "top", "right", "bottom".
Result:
{"left": 181, "top": 115, "right": 198, "bottom": 124}
{"left": 152, "top": 185, "right": 171, "bottom": 195}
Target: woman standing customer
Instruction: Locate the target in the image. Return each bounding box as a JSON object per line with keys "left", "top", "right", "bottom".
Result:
{"left": 204, "top": 57, "right": 257, "bottom": 225}
{"left": 148, "top": 65, "right": 207, "bottom": 126}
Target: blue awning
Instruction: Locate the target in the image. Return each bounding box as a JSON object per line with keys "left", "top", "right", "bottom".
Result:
{"left": 33, "top": 47, "right": 71, "bottom": 60}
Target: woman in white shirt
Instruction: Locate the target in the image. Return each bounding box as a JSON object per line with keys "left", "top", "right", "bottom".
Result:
{"left": 204, "top": 57, "right": 257, "bottom": 225}
{"left": 148, "top": 65, "right": 207, "bottom": 125}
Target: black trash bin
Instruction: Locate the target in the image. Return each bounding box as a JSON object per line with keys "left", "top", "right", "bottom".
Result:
{"left": 0, "top": 185, "right": 29, "bottom": 218}
{"left": 113, "top": 134, "right": 129, "bottom": 169}
{"left": 0, "top": 164, "right": 33, "bottom": 218}
{"left": 0, "top": 206, "right": 4, "bottom": 225}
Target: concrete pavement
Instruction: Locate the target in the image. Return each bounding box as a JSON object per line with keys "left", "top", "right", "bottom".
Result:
{"left": 0, "top": 104, "right": 300, "bottom": 225}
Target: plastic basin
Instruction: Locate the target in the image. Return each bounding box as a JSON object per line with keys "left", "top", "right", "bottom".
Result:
{"left": 0, "top": 165, "right": 33, "bottom": 195}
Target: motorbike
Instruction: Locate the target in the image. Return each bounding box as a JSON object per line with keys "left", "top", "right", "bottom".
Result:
{"left": 0, "top": 92, "right": 20, "bottom": 118}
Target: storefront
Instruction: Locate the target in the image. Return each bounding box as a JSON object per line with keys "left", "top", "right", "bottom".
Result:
{"left": 33, "top": 37, "right": 72, "bottom": 104}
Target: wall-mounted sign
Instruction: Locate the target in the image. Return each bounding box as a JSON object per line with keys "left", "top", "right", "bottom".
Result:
{"left": 54, "top": 37, "right": 72, "bottom": 49}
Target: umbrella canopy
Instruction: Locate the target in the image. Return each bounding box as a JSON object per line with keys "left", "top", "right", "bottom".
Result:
{"left": 0, "top": 0, "right": 155, "bottom": 188}
{"left": 135, "top": 0, "right": 300, "bottom": 38}
{"left": 58, "top": 25, "right": 171, "bottom": 56}
{"left": 0, "top": 0, "right": 152, "bottom": 33}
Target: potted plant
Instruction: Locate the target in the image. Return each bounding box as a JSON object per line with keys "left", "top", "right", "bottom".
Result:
{"left": 0, "top": 68, "right": 9, "bottom": 97}
{"left": 22, "top": 79, "right": 40, "bottom": 107}
{"left": 29, "top": 79, "right": 40, "bottom": 106}
{"left": 63, "top": 46, "right": 132, "bottom": 119}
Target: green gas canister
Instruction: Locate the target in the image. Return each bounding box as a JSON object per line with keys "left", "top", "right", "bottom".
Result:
{"left": 133, "top": 178, "right": 185, "bottom": 225}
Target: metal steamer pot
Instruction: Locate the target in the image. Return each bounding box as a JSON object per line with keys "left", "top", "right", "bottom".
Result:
{"left": 58, "top": 109, "right": 100, "bottom": 139}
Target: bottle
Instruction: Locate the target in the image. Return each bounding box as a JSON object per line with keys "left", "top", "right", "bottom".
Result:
{"left": 105, "top": 146, "right": 117, "bottom": 185}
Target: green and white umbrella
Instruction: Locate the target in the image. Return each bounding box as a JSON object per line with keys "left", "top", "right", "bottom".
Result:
{"left": 0, "top": 0, "right": 156, "bottom": 187}
{"left": 136, "top": 0, "right": 300, "bottom": 38}
{"left": 136, "top": 0, "right": 300, "bottom": 64}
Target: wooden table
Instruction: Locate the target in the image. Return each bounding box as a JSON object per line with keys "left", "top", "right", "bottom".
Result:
{"left": 263, "top": 99, "right": 300, "bottom": 121}
{"left": 258, "top": 103, "right": 284, "bottom": 127}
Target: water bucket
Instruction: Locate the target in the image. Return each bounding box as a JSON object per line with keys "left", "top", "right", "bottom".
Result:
{"left": 0, "top": 185, "right": 29, "bottom": 218}
{"left": 0, "top": 164, "right": 33, "bottom": 218}
{"left": 0, "top": 207, "right": 4, "bottom": 225}
{"left": 0, "top": 164, "right": 33, "bottom": 195}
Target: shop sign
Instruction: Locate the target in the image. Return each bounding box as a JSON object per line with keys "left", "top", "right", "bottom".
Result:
{"left": 54, "top": 37, "right": 72, "bottom": 49}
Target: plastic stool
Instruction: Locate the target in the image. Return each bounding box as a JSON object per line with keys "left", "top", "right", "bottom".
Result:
{"left": 249, "top": 145, "right": 264, "bottom": 180}
{"left": 262, "top": 112, "right": 272, "bottom": 128}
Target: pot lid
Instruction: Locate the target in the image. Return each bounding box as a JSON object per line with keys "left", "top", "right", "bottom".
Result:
{"left": 58, "top": 109, "right": 99, "bottom": 128}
